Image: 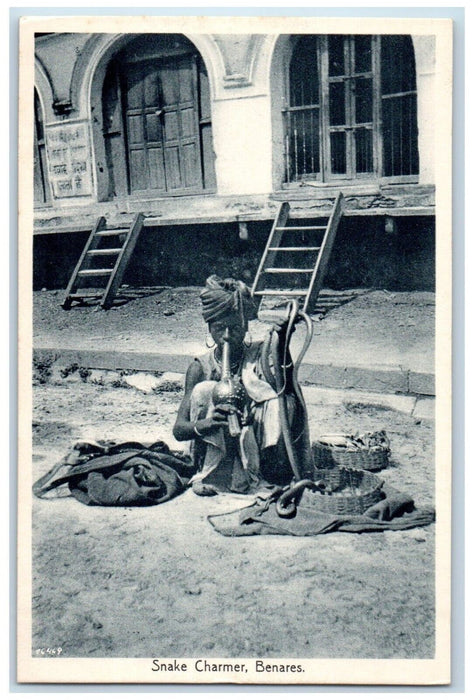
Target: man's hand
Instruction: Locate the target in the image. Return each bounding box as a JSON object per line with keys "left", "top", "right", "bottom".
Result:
{"left": 195, "top": 406, "right": 239, "bottom": 435}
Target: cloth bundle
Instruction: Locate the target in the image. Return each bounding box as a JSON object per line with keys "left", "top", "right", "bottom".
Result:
{"left": 33, "top": 440, "right": 196, "bottom": 506}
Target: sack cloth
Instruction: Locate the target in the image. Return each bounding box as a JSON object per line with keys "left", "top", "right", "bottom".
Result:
{"left": 33, "top": 440, "right": 196, "bottom": 507}
{"left": 208, "top": 484, "right": 435, "bottom": 536}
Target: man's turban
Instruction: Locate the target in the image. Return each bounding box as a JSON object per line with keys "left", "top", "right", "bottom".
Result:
{"left": 200, "top": 275, "right": 257, "bottom": 324}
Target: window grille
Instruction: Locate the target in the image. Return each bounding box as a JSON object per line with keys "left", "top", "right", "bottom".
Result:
{"left": 381, "top": 36, "right": 419, "bottom": 177}
{"left": 283, "top": 34, "right": 419, "bottom": 183}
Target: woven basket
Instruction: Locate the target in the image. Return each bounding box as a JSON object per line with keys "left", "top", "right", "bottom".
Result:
{"left": 312, "top": 430, "right": 390, "bottom": 472}
{"left": 299, "top": 467, "right": 384, "bottom": 515}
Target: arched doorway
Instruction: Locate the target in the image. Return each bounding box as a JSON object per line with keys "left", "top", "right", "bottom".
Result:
{"left": 98, "top": 34, "right": 216, "bottom": 200}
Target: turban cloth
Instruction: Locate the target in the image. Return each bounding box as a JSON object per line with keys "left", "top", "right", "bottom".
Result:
{"left": 200, "top": 275, "right": 258, "bottom": 324}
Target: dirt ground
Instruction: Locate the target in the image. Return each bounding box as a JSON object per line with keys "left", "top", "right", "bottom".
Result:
{"left": 32, "top": 372, "right": 435, "bottom": 660}
{"left": 33, "top": 287, "right": 435, "bottom": 373}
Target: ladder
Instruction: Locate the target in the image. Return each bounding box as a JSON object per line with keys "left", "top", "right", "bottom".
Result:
{"left": 251, "top": 192, "right": 344, "bottom": 313}
{"left": 62, "top": 213, "right": 145, "bottom": 310}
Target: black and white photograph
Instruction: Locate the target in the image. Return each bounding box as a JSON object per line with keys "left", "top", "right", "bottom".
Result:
{"left": 17, "top": 13, "right": 453, "bottom": 685}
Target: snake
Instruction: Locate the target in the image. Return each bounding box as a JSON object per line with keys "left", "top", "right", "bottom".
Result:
{"left": 260, "top": 300, "right": 314, "bottom": 484}
{"left": 275, "top": 478, "right": 326, "bottom": 518}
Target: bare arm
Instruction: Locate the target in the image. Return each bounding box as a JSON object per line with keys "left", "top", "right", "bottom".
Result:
{"left": 172, "top": 360, "right": 231, "bottom": 441}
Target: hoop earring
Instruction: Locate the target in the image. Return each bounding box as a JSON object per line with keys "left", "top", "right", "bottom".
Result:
{"left": 243, "top": 331, "right": 252, "bottom": 347}
{"left": 206, "top": 334, "right": 216, "bottom": 349}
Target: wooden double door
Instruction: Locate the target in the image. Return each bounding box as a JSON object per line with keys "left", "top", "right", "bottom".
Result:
{"left": 103, "top": 51, "right": 215, "bottom": 198}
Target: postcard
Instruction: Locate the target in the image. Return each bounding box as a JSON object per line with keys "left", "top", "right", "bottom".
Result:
{"left": 18, "top": 13, "right": 452, "bottom": 685}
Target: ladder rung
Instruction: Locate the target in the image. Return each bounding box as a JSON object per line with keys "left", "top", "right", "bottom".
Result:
{"left": 254, "top": 289, "right": 308, "bottom": 297}
{"left": 95, "top": 229, "right": 128, "bottom": 237}
{"left": 275, "top": 226, "right": 327, "bottom": 231}
{"left": 264, "top": 268, "right": 314, "bottom": 274}
{"left": 68, "top": 293, "right": 102, "bottom": 299}
{"left": 268, "top": 247, "right": 321, "bottom": 252}
{"left": 77, "top": 269, "right": 113, "bottom": 277}
{"left": 86, "top": 249, "right": 122, "bottom": 256}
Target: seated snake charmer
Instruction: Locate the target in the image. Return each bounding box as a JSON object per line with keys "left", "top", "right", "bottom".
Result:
{"left": 173, "top": 275, "right": 310, "bottom": 496}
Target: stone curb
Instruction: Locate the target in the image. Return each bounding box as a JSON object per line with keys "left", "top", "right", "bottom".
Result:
{"left": 34, "top": 359, "right": 436, "bottom": 419}
{"left": 33, "top": 346, "right": 435, "bottom": 398}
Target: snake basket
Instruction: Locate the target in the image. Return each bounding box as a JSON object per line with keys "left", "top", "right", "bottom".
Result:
{"left": 312, "top": 431, "right": 390, "bottom": 472}
{"left": 300, "top": 467, "right": 384, "bottom": 515}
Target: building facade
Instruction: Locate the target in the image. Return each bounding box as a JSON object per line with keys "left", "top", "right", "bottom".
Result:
{"left": 33, "top": 32, "right": 436, "bottom": 289}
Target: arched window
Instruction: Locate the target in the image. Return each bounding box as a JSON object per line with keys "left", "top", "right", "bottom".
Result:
{"left": 33, "top": 90, "right": 50, "bottom": 205}
{"left": 101, "top": 34, "right": 216, "bottom": 199}
{"left": 284, "top": 34, "right": 419, "bottom": 183}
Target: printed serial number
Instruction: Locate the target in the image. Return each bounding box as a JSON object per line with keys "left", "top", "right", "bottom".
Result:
{"left": 35, "top": 647, "right": 63, "bottom": 657}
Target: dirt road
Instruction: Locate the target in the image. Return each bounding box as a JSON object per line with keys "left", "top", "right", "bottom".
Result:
{"left": 33, "top": 287, "right": 435, "bottom": 375}
{"left": 32, "top": 375, "right": 435, "bottom": 660}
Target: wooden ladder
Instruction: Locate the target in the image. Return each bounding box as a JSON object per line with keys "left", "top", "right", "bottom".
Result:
{"left": 62, "top": 213, "right": 145, "bottom": 310}
{"left": 251, "top": 192, "right": 344, "bottom": 313}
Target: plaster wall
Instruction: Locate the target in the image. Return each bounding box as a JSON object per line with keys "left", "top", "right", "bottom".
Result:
{"left": 35, "top": 33, "right": 92, "bottom": 115}
{"left": 33, "top": 31, "right": 437, "bottom": 212}
{"left": 413, "top": 36, "right": 436, "bottom": 185}
{"left": 211, "top": 95, "right": 273, "bottom": 195}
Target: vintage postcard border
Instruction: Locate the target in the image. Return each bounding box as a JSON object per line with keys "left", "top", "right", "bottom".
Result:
{"left": 17, "top": 12, "right": 453, "bottom": 686}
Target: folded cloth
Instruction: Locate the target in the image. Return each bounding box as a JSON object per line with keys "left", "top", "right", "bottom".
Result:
{"left": 207, "top": 484, "right": 435, "bottom": 536}
{"left": 33, "top": 440, "right": 196, "bottom": 507}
